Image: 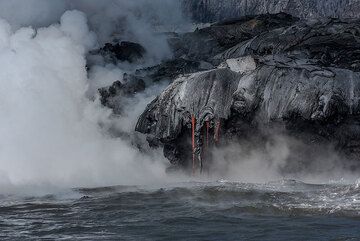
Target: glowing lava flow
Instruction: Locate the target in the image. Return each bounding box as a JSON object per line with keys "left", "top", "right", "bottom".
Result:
{"left": 191, "top": 118, "right": 222, "bottom": 175}
{"left": 215, "top": 120, "right": 221, "bottom": 144}
{"left": 205, "top": 121, "right": 210, "bottom": 148}
{"left": 191, "top": 115, "right": 196, "bottom": 175}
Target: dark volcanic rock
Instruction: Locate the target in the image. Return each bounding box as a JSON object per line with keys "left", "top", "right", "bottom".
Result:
{"left": 138, "top": 58, "right": 213, "bottom": 82}
{"left": 99, "top": 75, "right": 146, "bottom": 114}
{"left": 169, "top": 13, "right": 299, "bottom": 61}
{"left": 97, "top": 58, "right": 212, "bottom": 116}
{"left": 99, "top": 41, "right": 146, "bottom": 64}
{"left": 136, "top": 16, "right": 360, "bottom": 172}
{"left": 136, "top": 68, "right": 242, "bottom": 141}
{"left": 137, "top": 56, "right": 360, "bottom": 171}
{"left": 216, "top": 18, "right": 360, "bottom": 71}
{"left": 181, "top": 0, "right": 360, "bottom": 23}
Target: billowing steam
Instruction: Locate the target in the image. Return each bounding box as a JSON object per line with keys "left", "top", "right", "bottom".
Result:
{"left": 0, "top": 1, "right": 188, "bottom": 192}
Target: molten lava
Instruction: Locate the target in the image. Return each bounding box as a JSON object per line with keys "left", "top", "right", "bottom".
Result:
{"left": 191, "top": 115, "right": 196, "bottom": 175}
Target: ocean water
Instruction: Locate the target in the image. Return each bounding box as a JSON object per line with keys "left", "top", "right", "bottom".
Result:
{"left": 1, "top": 180, "right": 360, "bottom": 241}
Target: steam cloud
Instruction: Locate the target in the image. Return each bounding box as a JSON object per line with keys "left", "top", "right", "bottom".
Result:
{"left": 0, "top": 1, "right": 188, "bottom": 192}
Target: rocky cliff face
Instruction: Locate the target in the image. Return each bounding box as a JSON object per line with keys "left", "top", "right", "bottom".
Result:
{"left": 134, "top": 13, "right": 360, "bottom": 174}
{"left": 97, "top": 11, "right": 360, "bottom": 175}
{"left": 181, "top": 0, "right": 360, "bottom": 22}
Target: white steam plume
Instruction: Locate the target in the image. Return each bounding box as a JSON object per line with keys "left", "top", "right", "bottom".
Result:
{"left": 0, "top": 0, "right": 191, "bottom": 193}
{"left": 0, "top": 10, "right": 172, "bottom": 191}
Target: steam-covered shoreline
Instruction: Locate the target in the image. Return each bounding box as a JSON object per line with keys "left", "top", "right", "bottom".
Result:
{"left": 0, "top": 1, "right": 360, "bottom": 240}
{"left": 0, "top": 0, "right": 359, "bottom": 189}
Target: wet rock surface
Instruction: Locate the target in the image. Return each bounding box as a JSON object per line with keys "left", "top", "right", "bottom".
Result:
{"left": 133, "top": 14, "right": 360, "bottom": 172}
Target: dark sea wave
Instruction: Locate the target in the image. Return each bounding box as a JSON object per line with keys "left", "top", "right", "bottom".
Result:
{"left": 1, "top": 180, "right": 360, "bottom": 240}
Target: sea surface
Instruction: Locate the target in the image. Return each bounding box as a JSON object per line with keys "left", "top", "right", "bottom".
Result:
{"left": 1, "top": 180, "right": 360, "bottom": 241}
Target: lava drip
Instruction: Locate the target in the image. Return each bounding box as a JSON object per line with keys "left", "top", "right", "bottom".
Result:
{"left": 214, "top": 120, "right": 221, "bottom": 144}
{"left": 191, "top": 118, "right": 223, "bottom": 175}
{"left": 205, "top": 121, "right": 210, "bottom": 148}
{"left": 191, "top": 115, "right": 196, "bottom": 175}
